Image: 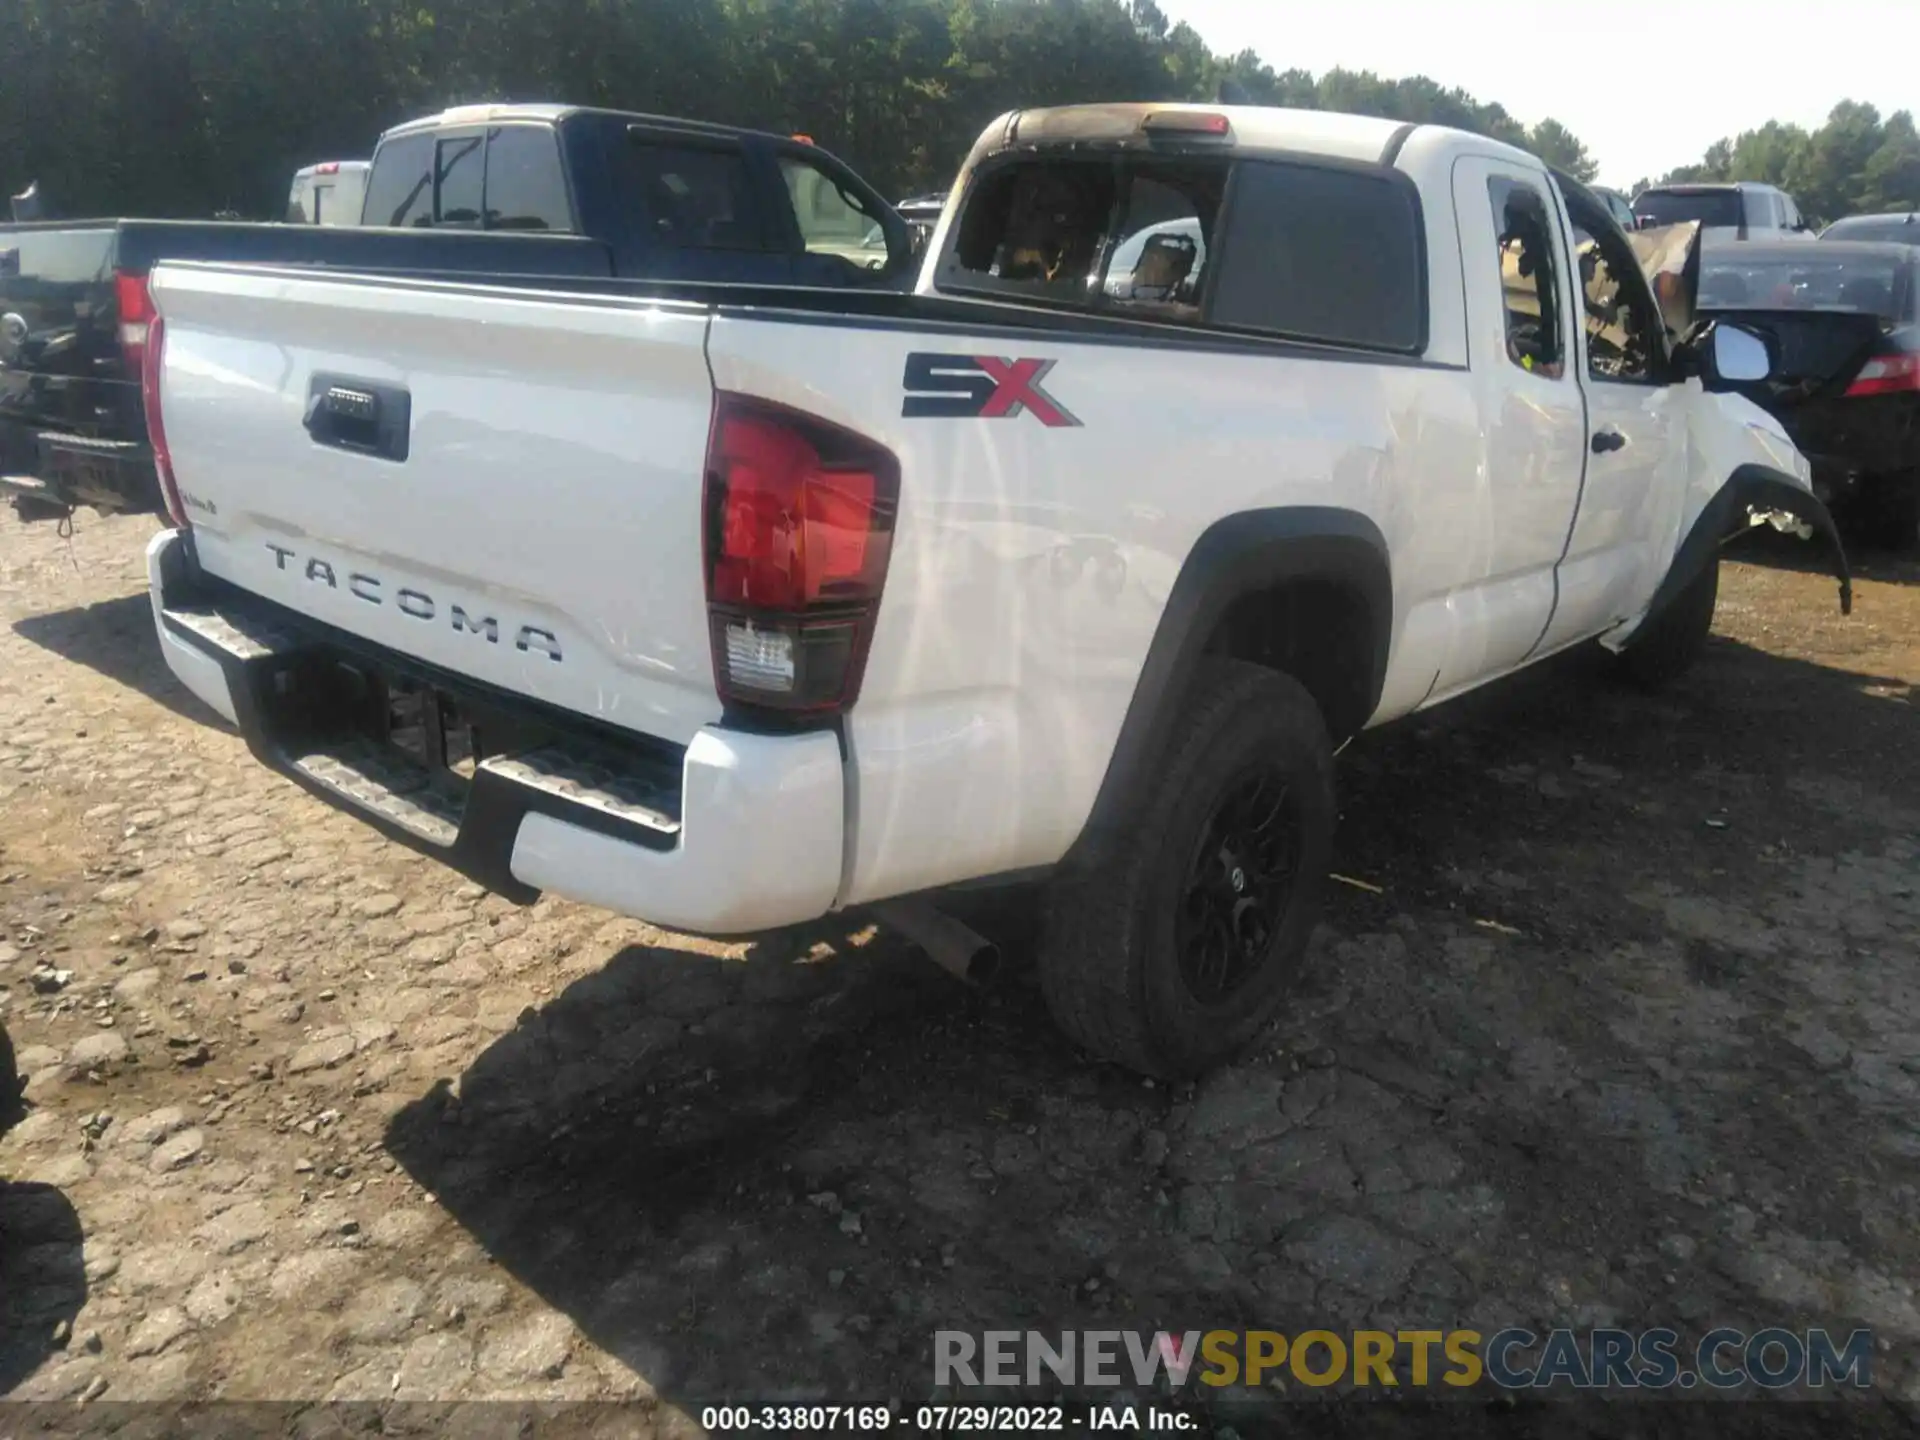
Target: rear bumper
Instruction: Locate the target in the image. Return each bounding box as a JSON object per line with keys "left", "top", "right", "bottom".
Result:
{"left": 145, "top": 528, "right": 846, "bottom": 935}
{"left": 2, "top": 429, "right": 160, "bottom": 517}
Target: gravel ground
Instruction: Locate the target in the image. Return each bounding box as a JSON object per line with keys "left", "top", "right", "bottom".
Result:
{"left": 1, "top": 513, "right": 1918, "bottom": 1430}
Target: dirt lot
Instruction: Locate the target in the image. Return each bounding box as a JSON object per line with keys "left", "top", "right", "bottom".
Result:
{"left": 1, "top": 513, "right": 1918, "bottom": 1427}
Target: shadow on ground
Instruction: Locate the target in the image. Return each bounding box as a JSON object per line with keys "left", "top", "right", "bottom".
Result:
{"left": 0, "top": 1022, "right": 87, "bottom": 1397}
{"left": 11, "top": 593, "right": 227, "bottom": 727}
{"left": 381, "top": 632, "right": 1920, "bottom": 1425}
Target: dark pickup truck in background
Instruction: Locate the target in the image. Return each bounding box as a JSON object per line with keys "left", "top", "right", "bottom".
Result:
{"left": 0, "top": 104, "right": 911, "bottom": 523}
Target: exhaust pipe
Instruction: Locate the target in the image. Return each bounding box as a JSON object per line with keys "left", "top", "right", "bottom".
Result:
{"left": 875, "top": 900, "right": 1002, "bottom": 986}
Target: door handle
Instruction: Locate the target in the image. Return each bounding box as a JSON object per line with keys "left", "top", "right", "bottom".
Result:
{"left": 304, "top": 373, "right": 411, "bottom": 462}
{"left": 1591, "top": 428, "right": 1626, "bottom": 454}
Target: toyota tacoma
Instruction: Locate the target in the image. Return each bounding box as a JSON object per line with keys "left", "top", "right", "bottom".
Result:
{"left": 139, "top": 104, "right": 1850, "bottom": 1077}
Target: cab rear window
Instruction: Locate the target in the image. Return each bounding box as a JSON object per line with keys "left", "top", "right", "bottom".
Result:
{"left": 938, "top": 153, "right": 1425, "bottom": 353}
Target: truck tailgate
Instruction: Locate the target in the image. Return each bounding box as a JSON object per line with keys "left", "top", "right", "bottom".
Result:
{"left": 152, "top": 262, "right": 722, "bottom": 745}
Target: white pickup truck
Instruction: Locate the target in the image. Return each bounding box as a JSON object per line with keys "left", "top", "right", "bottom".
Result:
{"left": 140, "top": 104, "right": 1851, "bottom": 1078}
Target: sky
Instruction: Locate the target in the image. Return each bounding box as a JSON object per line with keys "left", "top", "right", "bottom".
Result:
{"left": 1159, "top": 0, "right": 1918, "bottom": 188}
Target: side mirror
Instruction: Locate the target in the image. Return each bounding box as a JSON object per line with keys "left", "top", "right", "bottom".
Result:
{"left": 1703, "top": 321, "right": 1773, "bottom": 386}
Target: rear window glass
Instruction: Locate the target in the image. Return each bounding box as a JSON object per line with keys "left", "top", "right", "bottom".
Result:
{"left": 484, "top": 126, "right": 572, "bottom": 232}
{"left": 363, "top": 133, "right": 433, "bottom": 228}
{"left": 1698, "top": 251, "right": 1910, "bottom": 319}
{"left": 944, "top": 159, "right": 1229, "bottom": 318}
{"left": 941, "top": 156, "right": 1421, "bottom": 350}
{"left": 1102, "top": 169, "right": 1224, "bottom": 317}
{"left": 1634, "top": 189, "right": 1742, "bottom": 229}
{"left": 435, "top": 136, "right": 484, "bottom": 226}
{"left": 947, "top": 160, "right": 1128, "bottom": 302}
{"left": 615, "top": 140, "right": 770, "bottom": 250}
{"left": 1209, "top": 160, "right": 1425, "bottom": 352}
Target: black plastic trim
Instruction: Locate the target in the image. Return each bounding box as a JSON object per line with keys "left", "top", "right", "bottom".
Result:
{"left": 1379, "top": 123, "right": 1417, "bottom": 168}
{"left": 158, "top": 580, "right": 690, "bottom": 904}
{"left": 1063, "top": 507, "right": 1393, "bottom": 870}
{"left": 1632, "top": 465, "right": 1852, "bottom": 637}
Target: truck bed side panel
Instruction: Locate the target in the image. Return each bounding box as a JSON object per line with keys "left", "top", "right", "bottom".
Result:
{"left": 706, "top": 309, "right": 1485, "bottom": 904}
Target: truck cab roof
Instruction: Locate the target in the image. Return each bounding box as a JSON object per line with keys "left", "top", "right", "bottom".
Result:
{"left": 378, "top": 103, "right": 803, "bottom": 149}
{"left": 975, "top": 101, "right": 1578, "bottom": 172}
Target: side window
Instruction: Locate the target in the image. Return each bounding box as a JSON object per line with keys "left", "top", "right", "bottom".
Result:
{"left": 1208, "top": 160, "right": 1422, "bottom": 350}
{"left": 1570, "top": 223, "right": 1658, "bottom": 382}
{"left": 1100, "top": 167, "right": 1224, "bottom": 320}
{"left": 435, "top": 135, "right": 484, "bottom": 226}
{"left": 362, "top": 134, "right": 433, "bottom": 228}
{"left": 483, "top": 127, "right": 573, "bottom": 232}
{"left": 1488, "top": 178, "right": 1564, "bottom": 378}
{"left": 615, "top": 140, "right": 770, "bottom": 251}
{"left": 779, "top": 155, "right": 885, "bottom": 263}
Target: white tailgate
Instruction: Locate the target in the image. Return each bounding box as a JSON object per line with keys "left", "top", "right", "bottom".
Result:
{"left": 152, "top": 264, "right": 722, "bottom": 745}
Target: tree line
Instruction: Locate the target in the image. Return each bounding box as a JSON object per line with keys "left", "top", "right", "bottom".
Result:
{"left": 1637, "top": 102, "right": 1920, "bottom": 226}
{"left": 1, "top": 0, "right": 1912, "bottom": 226}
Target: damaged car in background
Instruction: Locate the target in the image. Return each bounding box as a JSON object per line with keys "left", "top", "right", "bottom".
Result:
{"left": 1695, "top": 239, "right": 1920, "bottom": 548}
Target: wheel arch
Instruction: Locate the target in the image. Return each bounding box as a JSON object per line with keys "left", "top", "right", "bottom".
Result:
{"left": 1065, "top": 506, "right": 1392, "bottom": 869}
{"left": 1629, "top": 463, "right": 1851, "bottom": 651}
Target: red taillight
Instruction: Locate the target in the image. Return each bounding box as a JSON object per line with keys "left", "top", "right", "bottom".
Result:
{"left": 1844, "top": 352, "right": 1920, "bottom": 398}
{"left": 114, "top": 269, "right": 154, "bottom": 375}
{"left": 316, "top": 162, "right": 341, "bottom": 175}
{"left": 702, "top": 394, "right": 899, "bottom": 716}
{"left": 140, "top": 313, "right": 189, "bottom": 529}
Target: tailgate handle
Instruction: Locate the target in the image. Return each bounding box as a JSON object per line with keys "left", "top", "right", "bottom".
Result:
{"left": 304, "top": 374, "right": 410, "bottom": 462}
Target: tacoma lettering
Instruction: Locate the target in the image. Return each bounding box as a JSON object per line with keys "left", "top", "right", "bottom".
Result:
{"left": 259, "top": 543, "right": 556, "bottom": 660}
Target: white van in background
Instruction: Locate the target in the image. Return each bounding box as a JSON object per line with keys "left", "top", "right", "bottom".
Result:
{"left": 286, "top": 161, "right": 370, "bottom": 226}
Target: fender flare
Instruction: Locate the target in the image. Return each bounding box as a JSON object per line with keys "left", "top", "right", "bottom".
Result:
{"left": 1631, "top": 464, "right": 1852, "bottom": 643}
{"left": 1065, "top": 506, "right": 1393, "bottom": 869}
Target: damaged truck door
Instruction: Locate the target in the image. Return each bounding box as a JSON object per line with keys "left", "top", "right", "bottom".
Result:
{"left": 1552, "top": 174, "right": 1854, "bottom": 674}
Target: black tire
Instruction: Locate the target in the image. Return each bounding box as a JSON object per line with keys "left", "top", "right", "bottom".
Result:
{"left": 1615, "top": 555, "right": 1719, "bottom": 691}
{"left": 1038, "top": 660, "right": 1336, "bottom": 1079}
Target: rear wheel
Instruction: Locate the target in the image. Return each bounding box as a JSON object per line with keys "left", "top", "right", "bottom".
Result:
{"left": 1615, "top": 555, "right": 1719, "bottom": 691}
{"left": 1038, "top": 660, "right": 1335, "bottom": 1079}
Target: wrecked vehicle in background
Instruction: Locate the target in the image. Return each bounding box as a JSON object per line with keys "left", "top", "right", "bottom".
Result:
{"left": 1694, "top": 238, "right": 1920, "bottom": 548}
